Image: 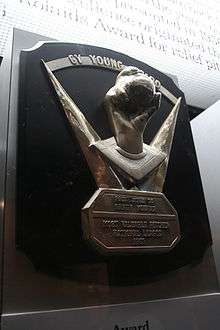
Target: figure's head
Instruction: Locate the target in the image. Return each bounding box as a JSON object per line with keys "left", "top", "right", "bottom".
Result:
{"left": 104, "top": 66, "right": 161, "bottom": 155}
{"left": 113, "top": 66, "right": 161, "bottom": 121}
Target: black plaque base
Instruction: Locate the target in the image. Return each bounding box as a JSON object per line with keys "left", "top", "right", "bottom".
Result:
{"left": 1, "top": 28, "right": 219, "bottom": 330}
{"left": 16, "top": 37, "right": 212, "bottom": 276}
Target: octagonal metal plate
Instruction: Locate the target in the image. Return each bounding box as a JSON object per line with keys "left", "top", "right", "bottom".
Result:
{"left": 82, "top": 188, "right": 180, "bottom": 255}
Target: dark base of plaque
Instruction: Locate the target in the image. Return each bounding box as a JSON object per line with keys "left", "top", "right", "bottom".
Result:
{"left": 16, "top": 34, "right": 212, "bottom": 277}
{"left": 1, "top": 30, "right": 219, "bottom": 330}
{"left": 82, "top": 188, "right": 180, "bottom": 255}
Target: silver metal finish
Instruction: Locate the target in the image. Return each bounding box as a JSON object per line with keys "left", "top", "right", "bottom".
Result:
{"left": 42, "top": 60, "right": 122, "bottom": 189}
{"left": 82, "top": 188, "right": 180, "bottom": 254}
{"left": 104, "top": 66, "right": 161, "bottom": 155}
{"left": 93, "top": 137, "right": 165, "bottom": 181}
{"left": 1, "top": 29, "right": 219, "bottom": 330}
{"left": 43, "top": 62, "right": 181, "bottom": 253}
{"left": 46, "top": 55, "right": 178, "bottom": 104}
{"left": 43, "top": 63, "right": 181, "bottom": 192}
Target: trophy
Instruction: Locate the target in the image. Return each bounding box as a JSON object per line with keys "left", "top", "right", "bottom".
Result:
{"left": 42, "top": 60, "right": 181, "bottom": 255}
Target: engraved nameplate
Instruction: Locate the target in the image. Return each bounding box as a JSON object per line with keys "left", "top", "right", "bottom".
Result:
{"left": 82, "top": 188, "right": 180, "bottom": 254}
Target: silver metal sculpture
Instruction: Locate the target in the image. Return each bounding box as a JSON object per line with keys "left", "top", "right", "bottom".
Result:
{"left": 42, "top": 60, "right": 181, "bottom": 254}
{"left": 43, "top": 62, "right": 180, "bottom": 190}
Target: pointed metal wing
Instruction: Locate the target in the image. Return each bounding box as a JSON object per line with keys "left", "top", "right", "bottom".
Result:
{"left": 42, "top": 60, "right": 122, "bottom": 188}
{"left": 137, "top": 97, "right": 181, "bottom": 192}
{"left": 148, "top": 97, "right": 182, "bottom": 192}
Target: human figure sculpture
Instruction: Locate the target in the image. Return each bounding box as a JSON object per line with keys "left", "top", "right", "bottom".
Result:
{"left": 104, "top": 66, "right": 161, "bottom": 156}
{"left": 43, "top": 61, "right": 181, "bottom": 191}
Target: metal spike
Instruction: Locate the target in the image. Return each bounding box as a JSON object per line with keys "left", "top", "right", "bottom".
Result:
{"left": 42, "top": 59, "right": 100, "bottom": 144}
{"left": 42, "top": 60, "right": 122, "bottom": 188}
{"left": 148, "top": 97, "right": 181, "bottom": 191}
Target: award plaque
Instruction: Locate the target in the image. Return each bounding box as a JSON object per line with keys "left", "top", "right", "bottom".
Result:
{"left": 42, "top": 61, "right": 180, "bottom": 254}
{"left": 2, "top": 29, "right": 220, "bottom": 330}
{"left": 17, "top": 42, "right": 211, "bottom": 273}
{"left": 1, "top": 29, "right": 219, "bottom": 330}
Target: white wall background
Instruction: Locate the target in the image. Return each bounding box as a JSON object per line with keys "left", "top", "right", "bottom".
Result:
{"left": 0, "top": 0, "right": 220, "bottom": 108}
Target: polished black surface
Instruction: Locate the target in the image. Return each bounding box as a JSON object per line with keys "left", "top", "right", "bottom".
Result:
{"left": 0, "top": 30, "right": 219, "bottom": 330}
{"left": 0, "top": 36, "right": 213, "bottom": 317}
{"left": 17, "top": 42, "right": 212, "bottom": 278}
